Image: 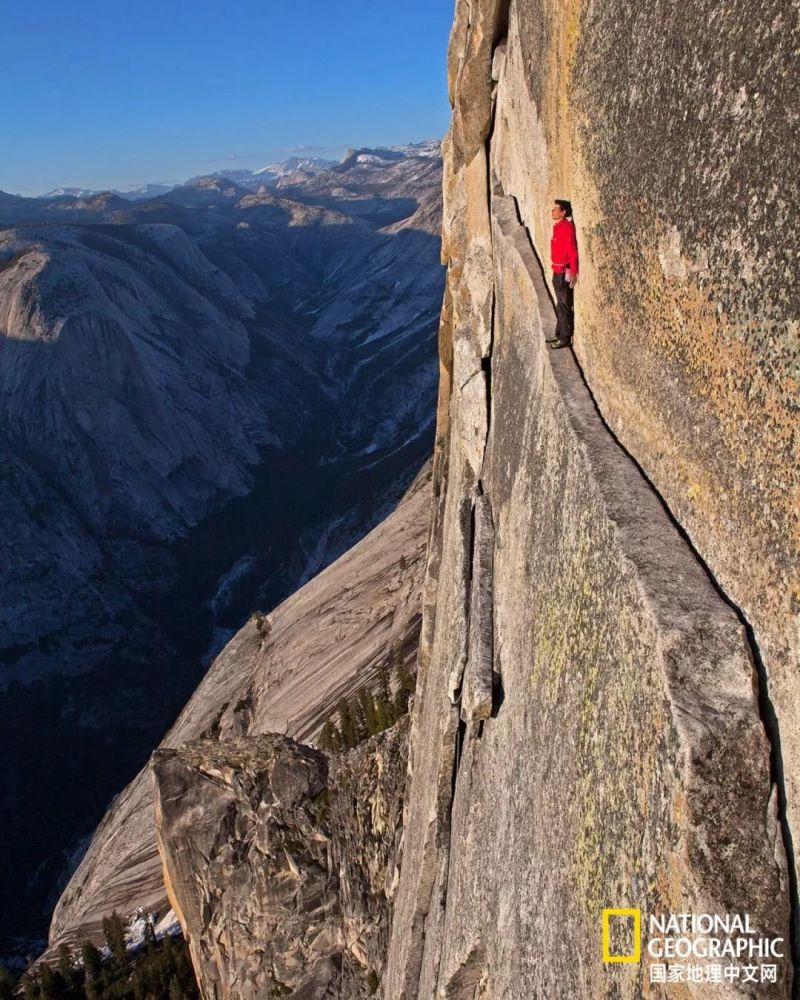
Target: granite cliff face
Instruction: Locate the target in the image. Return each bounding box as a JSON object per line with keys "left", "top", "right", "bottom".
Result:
{"left": 492, "top": 0, "right": 800, "bottom": 852}
{"left": 35, "top": 5, "right": 799, "bottom": 994}
{"left": 382, "top": 1, "right": 797, "bottom": 997}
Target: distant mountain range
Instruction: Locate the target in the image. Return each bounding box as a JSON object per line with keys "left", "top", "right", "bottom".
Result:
{"left": 38, "top": 183, "right": 177, "bottom": 201}
{"left": 32, "top": 140, "right": 440, "bottom": 202}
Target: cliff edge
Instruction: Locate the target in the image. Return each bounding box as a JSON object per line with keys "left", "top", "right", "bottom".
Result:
{"left": 384, "top": 0, "right": 797, "bottom": 997}
{"left": 48, "top": 2, "right": 799, "bottom": 995}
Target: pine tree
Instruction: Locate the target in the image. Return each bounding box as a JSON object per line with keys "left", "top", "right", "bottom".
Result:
{"left": 250, "top": 611, "right": 271, "bottom": 641}
{"left": 358, "top": 687, "right": 380, "bottom": 736}
{"left": 318, "top": 719, "right": 342, "bottom": 751}
{"left": 103, "top": 911, "right": 128, "bottom": 972}
{"left": 376, "top": 663, "right": 391, "bottom": 703}
{"left": 374, "top": 666, "right": 396, "bottom": 731}
{"left": 0, "top": 967, "right": 15, "bottom": 1000}
{"left": 337, "top": 698, "right": 357, "bottom": 749}
{"left": 162, "top": 931, "right": 181, "bottom": 984}
{"left": 144, "top": 917, "right": 157, "bottom": 954}
{"left": 57, "top": 943, "right": 77, "bottom": 992}
{"left": 21, "top": 973, "right": 39, "bottom": 1000}
{"left": 373, "top": 692, "right": 395, "bottom": 732}
{"left": 56, "top": 945, "right": 70, "bottom": 985}
{"left": 132, "top": 966, "right": 148, "bottom": 1000}
{"left": 37, "top": 965, "right": 61, "bottom": 1000}
{"left": 81, "top": 941, "right": 103, "bottom": 998}
{"left": 394, "top": 662, "right": 416, "bottom": 716}
{"left": 168, "top": 974, "right": 184, "bottom": 999}
{"left": 351, "top": 692, "right": 368, "bottom": 744}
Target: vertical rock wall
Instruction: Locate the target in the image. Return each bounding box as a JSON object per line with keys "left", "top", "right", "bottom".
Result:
{"left": 385, "top": 0, "right": 798, "bottom": 996}
{"left": 493, "top": 0, "right": 800, "bottom": 845}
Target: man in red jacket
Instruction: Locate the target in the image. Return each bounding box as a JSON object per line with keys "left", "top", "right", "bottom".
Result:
{"left": 548, "top": 198, "right": 579, "bottom": 349}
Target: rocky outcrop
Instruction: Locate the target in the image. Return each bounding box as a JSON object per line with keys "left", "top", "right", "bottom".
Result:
{"left": 153, "top": 736, "right": 337, "bottom": 1000}
{"left": 47, "top": 467, "right": 429, "bottom": 959}
{"left": 383, "top": 1, "right": 797, "bottom": 997}
{"left": 327, "top": 722, "right": 409, "bottom": 993}
{"left": 153, "top": 722, "right": 408, "bottom": 1000}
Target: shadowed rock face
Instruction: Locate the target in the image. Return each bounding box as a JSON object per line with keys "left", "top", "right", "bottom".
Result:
{"left": 153, "top": 724, "right": 409, "bottom": 1000}
{"left": 1, "top": 149, "right": 442, "bottom": 955}
{"left": 382, "top": 1, "right": 796, "bottom": 997}
{"left": 46, "top": 467, "right": 429, "bottom": 961}
{"left": 0, "top": 153, "right": 442, "bottom": 685}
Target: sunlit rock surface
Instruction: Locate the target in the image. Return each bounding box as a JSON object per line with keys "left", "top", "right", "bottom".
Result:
{"left": 154, "top": 722, "right": 408, "bottom": 1000}
{"left": 383, "top": 1, "right": 796, "bottom": 997}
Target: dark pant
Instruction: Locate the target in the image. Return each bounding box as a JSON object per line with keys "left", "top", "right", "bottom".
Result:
{"left": 552, "top": 271, "right": 574, "bottom": 342}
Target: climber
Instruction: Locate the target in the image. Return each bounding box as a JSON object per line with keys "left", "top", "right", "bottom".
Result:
{"left": 548, "top": 198, "right": 579, "bottom": 349}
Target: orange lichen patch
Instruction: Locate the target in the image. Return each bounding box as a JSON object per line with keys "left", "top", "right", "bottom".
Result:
{"left": 556, "top": 2, "right": 581, "bottom": 149}
{"left": 666, "top": 850, "right": 689, "bottom": 911}
{"left": 550, "top": 4, "right": 578, "bottom": 194}
{"left": 648, "top": 253, "right": 797, "bottom": 558}
{"left": 435, "top": 282, "right": 456, "bottom": 457}
{"left": 563, "top": 1, "right": 581, "bottom": 72}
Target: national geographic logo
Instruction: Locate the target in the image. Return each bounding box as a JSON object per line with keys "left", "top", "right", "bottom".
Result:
{"left": 602, "top": 908, "right": 641, "bottom": 964}
{"left": 601, "top": 908, "right": 785, "bottom": 986}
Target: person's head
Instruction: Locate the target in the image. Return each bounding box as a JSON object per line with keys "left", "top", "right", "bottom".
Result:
{"left": 551, "top": 199, "right": 573, "bottom": 221}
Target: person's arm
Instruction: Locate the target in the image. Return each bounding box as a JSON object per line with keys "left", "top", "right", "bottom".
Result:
{"left": 567, "top": 224, "right": 579, "bottom": 287}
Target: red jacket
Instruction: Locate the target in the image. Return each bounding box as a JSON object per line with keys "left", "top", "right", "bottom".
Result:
{"left": 551, "top": 218, "right": 579, "bottom": 275}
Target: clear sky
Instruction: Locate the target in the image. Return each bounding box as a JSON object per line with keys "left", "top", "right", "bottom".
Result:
{"left": 1, "top": 0, "right": 454, "bottom": 196}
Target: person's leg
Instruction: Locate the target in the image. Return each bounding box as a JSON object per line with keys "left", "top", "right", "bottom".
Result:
{"left": 562, "top": 280, "right": 574, "bottom": 340}
{"left": 551, "top": 273, "right": 563, "bottom": 339}
{"left": 552, "top": 273, "right": 573, "bottom": 343}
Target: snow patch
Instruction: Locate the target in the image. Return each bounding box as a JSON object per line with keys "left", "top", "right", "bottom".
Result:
{"left": 124, "top": 907, "right": 182, "bottom": 954}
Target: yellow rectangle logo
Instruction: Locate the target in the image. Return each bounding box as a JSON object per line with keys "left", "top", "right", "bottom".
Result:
{"left": 602, "top": 908, "right": 641, "bottom": 963}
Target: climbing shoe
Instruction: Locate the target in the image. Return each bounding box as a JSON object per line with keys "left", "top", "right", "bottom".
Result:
{"left": 545, "top": 333, "right": 560, "bottom": 343}
{"left": 547, "top": 338, "right": 571, "bottom": 350}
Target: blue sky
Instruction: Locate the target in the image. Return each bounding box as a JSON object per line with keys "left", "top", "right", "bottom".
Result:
{"left": 1, "top": 0, "right": 454, "bottom": 196}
